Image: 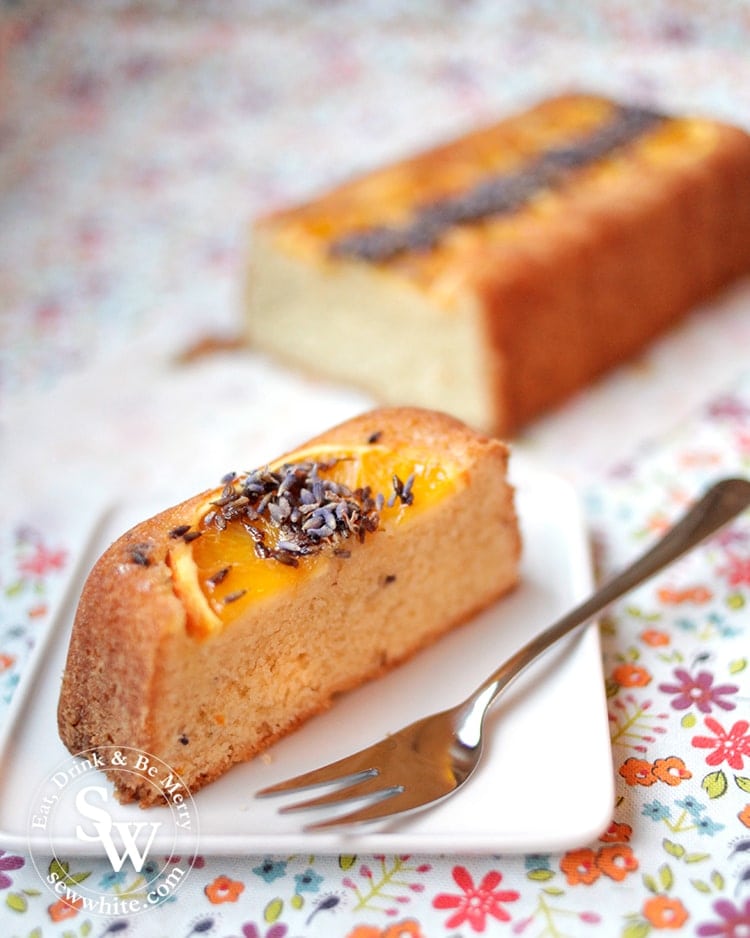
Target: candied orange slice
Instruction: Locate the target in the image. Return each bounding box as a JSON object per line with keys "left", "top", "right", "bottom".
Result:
{"left": 169, "top": 442, "right": 459, "bottom": 638}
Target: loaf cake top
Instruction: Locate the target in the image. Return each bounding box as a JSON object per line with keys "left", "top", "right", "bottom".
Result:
{"left": 255, "top": 93, "right": 734, "bottom": 305}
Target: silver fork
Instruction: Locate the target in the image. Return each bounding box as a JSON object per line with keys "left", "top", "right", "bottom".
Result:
{"left": 256, "top": 476, "right": 750, "bottom": 831}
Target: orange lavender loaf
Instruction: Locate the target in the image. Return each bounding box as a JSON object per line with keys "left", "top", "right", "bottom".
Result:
{"left": 57, "top": 407, "right": 521, "bottom": 805}
{"left": 245, "top": 93, "right": 750, "bottom": 435}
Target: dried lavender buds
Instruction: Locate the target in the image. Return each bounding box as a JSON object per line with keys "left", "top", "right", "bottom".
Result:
{"left": 129, "top": 543, "right": 153, "bottom": 566}
{"left": 199, "top": 457, "right": 415, "bottom": 566}
{"left": 330, "top": 104, "right": 665, "bottom": 262}
{"left": 207, "top": 567, "right": 230, "bottom": 586}
{"left": 224, "top": 589, "right": 248, "bottom": 604}
{"left": 388, "top": 472, "right": 415, "bottom": 508}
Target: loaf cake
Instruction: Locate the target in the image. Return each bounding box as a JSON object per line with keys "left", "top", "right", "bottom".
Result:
{"left": 245, "top": 93, "right": 750, "bottom": 435}
{"left": 57, "top": 407, "right": 521, "bottom": 804}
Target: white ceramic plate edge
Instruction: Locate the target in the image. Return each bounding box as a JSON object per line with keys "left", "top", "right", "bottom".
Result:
{"left": 0, "top": 459, "right": 614, "bottom": 855}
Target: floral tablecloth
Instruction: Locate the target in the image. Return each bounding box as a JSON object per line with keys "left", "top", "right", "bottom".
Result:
{"left": 2, "top": 2, "right": 750, "bottom": 936}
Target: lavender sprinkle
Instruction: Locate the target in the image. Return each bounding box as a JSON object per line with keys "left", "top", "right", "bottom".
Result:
{"left": 224, "top": 590, "right": 247, "bottom": 604}
{"left": 200, "top": 453, "right": 418, "bottom": 566}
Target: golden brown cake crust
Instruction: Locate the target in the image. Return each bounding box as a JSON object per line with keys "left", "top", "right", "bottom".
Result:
{"left": 295, "top": 406, "right": 500, "bottom": 461}
{"left": 56, "top": 500, "right": 200, "bottom": 758}
{"left": 57, "top": 407, "right": 520, "bottom": 804}
{"left": 247, "top": 94, "right": 750, "bottom": 435}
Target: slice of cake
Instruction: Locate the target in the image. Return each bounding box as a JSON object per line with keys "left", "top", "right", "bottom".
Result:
{"left": 245, "top": 93, "right": 750, "bottom": 435}
{"left": 57, "top": 407, "right": 521, "bottom": 805}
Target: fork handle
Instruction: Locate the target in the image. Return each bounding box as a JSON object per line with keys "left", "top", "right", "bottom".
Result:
{"left": 465, "top": 477, "right": 750, "bottom": 719}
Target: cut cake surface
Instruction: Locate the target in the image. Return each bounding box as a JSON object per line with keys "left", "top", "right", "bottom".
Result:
{"left": 57, "top": 407, "right": 521, "bottom": 804}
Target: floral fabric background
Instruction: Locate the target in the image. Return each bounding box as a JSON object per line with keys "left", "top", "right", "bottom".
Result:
{"left": 2, "top": 1, "right": 750, "bottom": 936}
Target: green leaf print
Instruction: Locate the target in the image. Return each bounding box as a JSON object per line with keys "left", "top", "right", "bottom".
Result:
{"left": 5, "top": 891, "right": 27, "bottom": 912}
{"left": 662, "top": 839, "right": 685, "bottom": 858}
{"left": 702, "top": 769, "right": 728, "bottom": 798}
{"left": 622, "top": 919, "right": 651, "bottom": 938}
{"left": 658, "top": 864, "right": 674, "bottom": 890}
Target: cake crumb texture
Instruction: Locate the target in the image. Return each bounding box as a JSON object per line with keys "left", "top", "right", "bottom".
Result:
{"left": 57, "top": 407, "right": 521, "bottom": 804}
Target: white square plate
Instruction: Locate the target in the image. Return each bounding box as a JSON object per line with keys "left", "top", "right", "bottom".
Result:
{"left": 0, "top": 459, "right": 613, "bottom": 855}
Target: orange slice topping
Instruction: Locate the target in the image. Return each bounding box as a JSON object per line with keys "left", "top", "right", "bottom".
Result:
{"left": 168, "top": 442, "right": 459, "bottom": 638}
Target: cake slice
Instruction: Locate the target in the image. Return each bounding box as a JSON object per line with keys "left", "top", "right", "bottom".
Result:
{"left": 245, "top": 93, "right": 750, "bottom": 435}
{"left": 57, "top": 407, "right": 520, "bottom": 804}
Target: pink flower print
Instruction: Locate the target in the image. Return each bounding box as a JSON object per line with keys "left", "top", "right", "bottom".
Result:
{"left": 692, "top": 718, "right": 750, "bottom": 771}
{"left": 242, "top": 924, "right": 287, "bottom": 938}
{"left": 659, "top": 669, "right": 738, "bottom": 713}
{"left": 738, "top": 431, "right": 750, "bottom": 455}
{"left": 0, "top": 850, "right": 25, "bottom": 889}
{"left": 718, "top": 553, "right": 750, "bottom": 587}
{"left": 433, "top": 866, "right": 519, "bottom": 932}
{"left": 706, "top": 394, "right": 750, "bottom": 422}
{"left": 18, "top": 543, "right": 66, "bottom": 577}
{"left": 697, "top": 897, "right": 750, "bottom": 937}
